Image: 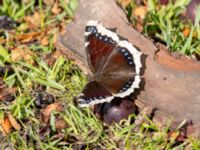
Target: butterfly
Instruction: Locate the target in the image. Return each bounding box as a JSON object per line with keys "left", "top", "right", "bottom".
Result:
{"left": 77, "top": 20, "right": 142, "bottom": 107}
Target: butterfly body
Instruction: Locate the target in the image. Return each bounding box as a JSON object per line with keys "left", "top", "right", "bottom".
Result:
{"left": 78, "top": 20, "right": 142, "bottom": 107}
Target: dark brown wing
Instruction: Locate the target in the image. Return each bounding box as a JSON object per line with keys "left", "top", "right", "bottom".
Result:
{"left": 85, "top": 21, "right": 119, "bottom": 73}
{"left": 79, "top": 21, "right": 142, "bottom": 107}
{"left": 77, "top": 81, "right": 114, "bottom": 107}
{"left": 99, "top": 41, "right": 142, "bottom": 97}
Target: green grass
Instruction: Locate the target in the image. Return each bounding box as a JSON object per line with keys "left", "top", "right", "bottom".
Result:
{"left": 0, "top": 0, "right": 200, "bottom": 149}
{"left": 124, "top": 0, "right": 200, "bottom": 56}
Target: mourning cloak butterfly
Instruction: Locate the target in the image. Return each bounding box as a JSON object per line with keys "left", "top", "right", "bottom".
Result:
{"left": 77, "top": 20, "right": 142, "bottom": 107}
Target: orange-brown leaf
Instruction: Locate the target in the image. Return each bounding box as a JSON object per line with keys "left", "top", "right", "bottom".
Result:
{"left": 41, "top": 36, "right": 49, "bottom": 46}
{"left": 1, "top": 117, "right": 12, "bottom": 135}
{"left": 51, "top": 1, "right": 61, "bottom": 15}
{"left": 42, "top": 102, "right": 63, "bottom": 123}
{"left": 24, "top": 12, "right": 41, "bottom": 29}
{"left": 132, "top": 6, "right": 147, "bottom": 20}
{"left": 10, "top": 47, "right": 35, "bottom": 64}
{"left": 55, "top": 118, "right": 67, "bottom": 130}
{"left": 118, "top": 0, "right": 132, "bottom": 8}
{"left": 183, "top": 27, "right": 191, "bottom": 37}
{"left": 8, "top": 112, "right": 21, "bottom": 131}
{"left": 16, "top": 32, "right": 42, "bottom": 43}
{"left": 0, "top": 83, "right": 16, "bottom": 102}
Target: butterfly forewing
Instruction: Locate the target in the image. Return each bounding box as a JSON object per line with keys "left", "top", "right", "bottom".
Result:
{"left": 85, "top": 21, "right": 119, "bottom": 73}
{"left": 99, "top": 41, "right": 142, "bottom": 97}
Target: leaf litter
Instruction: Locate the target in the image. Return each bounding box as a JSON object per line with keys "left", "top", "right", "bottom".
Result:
{"left": 0, "top": 0, "right": 199, "bottom": 149}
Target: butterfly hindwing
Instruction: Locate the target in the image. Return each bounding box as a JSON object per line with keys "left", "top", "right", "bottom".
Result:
{"left": 78, "top": 81, "right": 114, "bottom": 107}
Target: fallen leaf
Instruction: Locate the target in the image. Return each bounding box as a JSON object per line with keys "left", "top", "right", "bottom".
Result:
{"left": 55, "top": 118, "right": 67, "bottom": 130}
{"left": 10, "top": 47, "right": 35, "bottom": 64}
{"left": 132, "top": 5, "right": 147, "bottom": 20}
{"left": 132, "top": 6, "right": 147, "bottom": 32}
{"left": 7, "top": 112, "right": 21, "bottom": 131}
{"left": 24, "top": 11, "right": 41, "bottom": 29}
{"left": 15, "top": 31, "right": 42, "bottom": 43}
{"left": 118, "top": 0, "right": 132, "bottom": 8}
{"left": 0, "top": 78, "right": 16, "bottom": 102}
{"left": 183, "top": 27, "right": 191, "bottom": 37}
{"left": 51, "top": 1, "right": 61, "bottom": 15}
{"left": 42, "top": 102, "right": 63, "bottom": 123}
{"left": 59, "top": 21, "right": 66, "bottom": 36}
{"left": 1, "top": 117, "right": 12, "bottom": 135}
{"left": 41, "top": 36, "right": 49, "bottom": 46}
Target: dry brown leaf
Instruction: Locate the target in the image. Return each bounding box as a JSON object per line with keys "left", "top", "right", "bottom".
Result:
{"left": 132, "top": 6, "right": 147, "bottom": 20}
{"left": 41, "top": 36, "right": 49, "bottom": 46}
{"left": 59, "top": 21, "right": 66, "bottom": 36}
{"left": 7, "top": 112, "right": 21, "bottom": 131}
{"left": 0, "top": 79, "right": 16, "bottom": 102}
{"left": 24, "top": 11, "right": 41, "bottom": 29}
{"left": 51, "top": 1, "right": 61, "bottom": 15}
{"left": 183, "top": 27, "right": 191, "bottom": 37}
{"left": 10, "top": 47, "right": 35, "bottom": 64}
{"left": 55, "top": 118, "right": 67, "bottom": 130}
{"left": 183, "top": 27, "right": 197, "bottom": 38}
{"left": 0, "top": 87, "right": 16, "bottom": 102}
{"left": 118, "top": 0, "right": 132, "bottom": 8}
{"left": 16, "top": 31, "right": 42, "bottom": 43}
{"left": 42, "top": 102, "right": 63, "bottom": 123}
{"left": 1, "top": 117, "right": 12, "bottom": 135}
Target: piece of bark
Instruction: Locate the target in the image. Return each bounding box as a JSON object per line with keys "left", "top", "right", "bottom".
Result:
{"left": 57, "top": 0, "right": 200, "bottom": 136}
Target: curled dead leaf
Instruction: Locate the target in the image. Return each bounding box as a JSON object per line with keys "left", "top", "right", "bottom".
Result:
{"left": 42, "top": 102, "right": 63, "bottom": 124}
{"left": 55, "top": 118, "right": 67, "bottom": 130}
{"left": 1, "top": 117, "right": 12, "bottom": 135}
{"left": 51, "top": 1, "right": 61, "bottom": 15}
{"left": 41, "top": 36, "right": 49, "bottom": 46}
{"left": 7, "top": 112, "right": 21, "bottom": 131}
{"left": 16, "top": 31, "right": 42, "bottom": 43}
{"left": 0, "top": 79, "right": 16, "bottom": 102}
